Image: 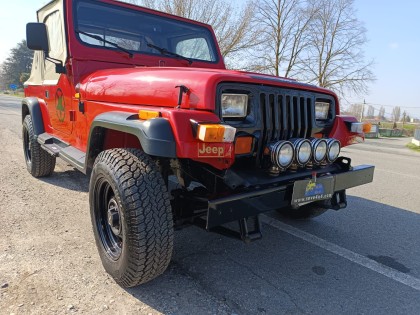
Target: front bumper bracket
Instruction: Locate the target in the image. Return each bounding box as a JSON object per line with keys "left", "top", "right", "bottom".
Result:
{"left": 206, "top": 164, "right": 374, "bottom": 229}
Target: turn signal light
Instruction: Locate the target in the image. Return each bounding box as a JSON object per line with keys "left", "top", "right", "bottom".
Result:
{"left": 235, "top": 137, "right": 253, "bottom": 154}
{"left": 351, "top": 122, "right": 372, "bottom": 133}
{"left": 363, "top": 122, "right": 372, "bottom": 133}
{"left": 197, "top": 124, "right": 236, "bottom": 142}
{"left": 139, "top": 110, "right": 160, "bottom": 120}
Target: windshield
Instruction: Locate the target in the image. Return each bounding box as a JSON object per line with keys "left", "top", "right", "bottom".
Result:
{"left": 74, "top": 0, "right": 219, "bottom": 63}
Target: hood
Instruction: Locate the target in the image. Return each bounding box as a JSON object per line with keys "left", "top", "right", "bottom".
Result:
{"left": 79, "top": 67, "right": 336, "bottom": 111}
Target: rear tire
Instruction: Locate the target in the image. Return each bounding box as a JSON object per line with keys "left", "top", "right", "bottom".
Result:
{"left": 277, "top": 202, "right": 328, "bottom": 220}
{"left": 89, "top": 148, "right": 173, "bottom": 287}
{"left": 22, "top": 115, "right": 56, "bottom": 177}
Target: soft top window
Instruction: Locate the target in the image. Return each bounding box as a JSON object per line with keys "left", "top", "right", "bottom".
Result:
{"left": 74, "top": 0, "right": 219, "bottom": 63}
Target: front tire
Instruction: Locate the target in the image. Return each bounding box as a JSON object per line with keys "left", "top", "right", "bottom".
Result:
{"left": 89, "top": 148, "right": 173, "bottom": 287}
{"left": 22, "top": 115, "right": 56, "bottom": 177}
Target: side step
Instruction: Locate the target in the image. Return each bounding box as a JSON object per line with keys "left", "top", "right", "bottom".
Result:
{"left": 37, "top": 133, "right": 65, "bottom": 156}
{"left": 37, "top": 133, "right": 86, "bottom": 173}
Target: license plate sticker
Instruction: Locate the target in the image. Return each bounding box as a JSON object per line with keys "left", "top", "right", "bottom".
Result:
{"left": 291, "top": 176, "right": 334, "bottom": 206}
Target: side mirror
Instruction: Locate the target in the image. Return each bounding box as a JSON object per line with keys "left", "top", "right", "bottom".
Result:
{"left": 26, "top": 23, "right": 49, "bottom": 53}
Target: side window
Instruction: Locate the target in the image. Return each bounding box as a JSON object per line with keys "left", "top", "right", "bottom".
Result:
{"left": 44, "top": 10, "right": 64, "bottom": 60}
{"left": 43, "top": 10, "right": 66, "bottom": 81}
{"left": 175, "top": 38, "right": 212, "bottom": 61}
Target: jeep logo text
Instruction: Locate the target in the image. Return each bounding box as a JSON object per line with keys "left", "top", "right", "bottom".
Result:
{"left": 198, "top": 143, "right": 225, "bottom": 157}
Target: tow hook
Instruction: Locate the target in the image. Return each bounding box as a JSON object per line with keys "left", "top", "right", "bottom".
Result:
{"left": 323, "top": 190, "right": 347, "bottom": 210}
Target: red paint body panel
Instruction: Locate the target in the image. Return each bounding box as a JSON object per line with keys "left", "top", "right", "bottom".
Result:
{"left": 25, "top": 75, "right": 75, "bottom": 143}
{"left": 80, "top": 101, "right": 233, "bottom": 169}
{"left": 329, "top": 116, "right": 364, "bottom": 147}
{"left": 78, "top": 67, "right": 339, "bottom": 112}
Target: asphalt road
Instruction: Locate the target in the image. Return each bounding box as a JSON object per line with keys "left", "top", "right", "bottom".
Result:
{"left": 1, "top": 94, "right": 420, "bottom": 314}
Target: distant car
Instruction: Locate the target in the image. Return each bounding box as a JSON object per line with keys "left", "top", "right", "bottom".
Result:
{"left": 22, "top": 0, "right": 374, "bottom": 287}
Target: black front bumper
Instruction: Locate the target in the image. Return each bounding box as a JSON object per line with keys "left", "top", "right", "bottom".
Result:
{"left": 206, "top": 164, "right": 374, "bottom": 229}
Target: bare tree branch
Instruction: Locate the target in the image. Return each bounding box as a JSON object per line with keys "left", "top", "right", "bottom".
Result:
{"left": 300, "top": 0, "right": 375, "bottom": 97}
{"left": 247, "top": 0, "right": 316, "bottom": 77}
{"left": 392, "top": 106, "right": 401, "bottom": 122}
{"left": 121, "top": 0, "right": 375, "bottom": 98}
{"left": 125, "top": 0, "right": 261, "bottom": 64}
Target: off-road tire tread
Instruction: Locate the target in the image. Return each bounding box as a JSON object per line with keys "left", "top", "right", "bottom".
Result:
{"left": 92, "top": 148, "right": 173, "bottom": 287}
{"left": 23, "top": 115, "right": 56, "bottom": 177}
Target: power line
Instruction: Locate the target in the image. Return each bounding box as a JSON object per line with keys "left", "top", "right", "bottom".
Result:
{"left": 346, "top": 101, "right": 420, "bottom": 120}
{"left": 360, "top": 102, "right": 419, "bottom": 110}
{"left": 345, "top": 103, "right": 419, "bottom": 120}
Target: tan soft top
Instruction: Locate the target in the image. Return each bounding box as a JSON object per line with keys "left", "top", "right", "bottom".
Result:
{"left": 26, "top": 0, "right": 66, "bottom": 86}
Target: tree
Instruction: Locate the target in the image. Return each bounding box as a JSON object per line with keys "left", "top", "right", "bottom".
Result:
{"left": 127, "top": 0, "right": 261, "bottom": 65}
{"left": 20, "top": 73, "right": 30, "bottom": 85}
{"left": 0, "top": 40, "right": 33, "bottom": 88}
{"left": 402, "top": 110, "right": 407, "bottom": 125}
{"left": 347, "top": 103, "right": 364, "bottom": 120}
{"left": 392, "top": 106, "right": 401, "bottom": 122}
{"left": 366, "top": 105, "right": 375, "bottom": 118}
{"left": 251, "top": 0, "right": 318, "bottom": 77}
{"left": 378, "top": 106, "right": 385, "bottom": 120}
{"left": 0, "top": 64, "right": 5, "bottom": 90}
{"left": 300, "top": 0, "right": 374, "bottom": 96}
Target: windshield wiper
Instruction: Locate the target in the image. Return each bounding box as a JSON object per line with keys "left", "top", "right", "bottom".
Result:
{"left": 76, "top": 30, "right": 133, "bottom": 58}
{"left": 147, "top": 43, "right": 193, "bottom": 65}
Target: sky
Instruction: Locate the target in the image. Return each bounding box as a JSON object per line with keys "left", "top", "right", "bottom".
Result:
{"left": 350, "top": 0, "right": 420, "bottom": 119}
{"left": 0, "top": 0, "right": 419, "bottom": 118}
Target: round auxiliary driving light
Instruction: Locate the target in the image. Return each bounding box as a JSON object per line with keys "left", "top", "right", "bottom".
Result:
{"left": 270, "top": 141, "right": 294, "bottom": 169}
{"left": 291, "top": 139, "right": 312, "bottom": 166}
{"left": 326, "top": 139, "right": 341, "bottom": 162}
{"left": 311, "top": 138, "right": 328, "bottom": 164}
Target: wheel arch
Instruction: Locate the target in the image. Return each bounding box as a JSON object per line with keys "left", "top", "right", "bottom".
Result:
{"left": 21, "top": 97, "right": 46, "bottom": 136}
{"left": 85, "top": 112, "right": 177, "bottom": 172}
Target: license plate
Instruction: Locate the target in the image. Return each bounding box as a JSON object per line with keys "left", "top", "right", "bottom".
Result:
{"left": 291, "top": 176, "right": 334, "bottom": 206}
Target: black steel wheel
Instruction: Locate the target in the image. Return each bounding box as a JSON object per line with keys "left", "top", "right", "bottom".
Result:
{"left": 277, "top": 202, "right": 328, "bottom": 220}
{"left": 89, "top": 148, "right": 173, "bottom": 287}
{"left": 22, "top": 115, "right": 56, "bottom": 177}
{"left": 93, "top": 178, "right": 123, "bottom": 261}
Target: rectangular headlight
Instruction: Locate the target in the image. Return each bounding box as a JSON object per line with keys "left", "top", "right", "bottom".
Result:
{"left": 221, "top": 94, "right": 248, "bottom": 118}
{"left": 315, "top": 101, "right": 330, "bottom": 120}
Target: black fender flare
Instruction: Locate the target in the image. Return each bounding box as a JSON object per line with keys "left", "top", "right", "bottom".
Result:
{"left": 86, "top": 111, "right": 177, "bottom": 169}
{"left": 21, "top": 97, "right": 45, "bottom": 135}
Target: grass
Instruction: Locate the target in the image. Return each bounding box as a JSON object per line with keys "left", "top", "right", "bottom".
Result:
{"left": 376, "top": 121, "right": 420, "bottom": 137}
{"left": 380, "top": 122, "right": 419, "bottom": 131}
{"left": 406, "top": 143, "right": 420, "bottom": 152}
{"left": 1, "top": 92, "right": 24, "bottom": 97}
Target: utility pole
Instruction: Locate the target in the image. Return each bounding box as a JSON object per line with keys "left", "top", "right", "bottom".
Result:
{"left": 360, "top": 99, "right": 366, "bottom": 122}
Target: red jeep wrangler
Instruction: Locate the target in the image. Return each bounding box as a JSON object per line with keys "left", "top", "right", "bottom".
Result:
{"left": 23, "top": 0, "right": 374, "bottom": 287}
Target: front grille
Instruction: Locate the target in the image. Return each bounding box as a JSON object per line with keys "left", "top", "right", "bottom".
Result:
{"left": 260, "top": 92, "right": 314, "bottom": 143}
{"left": 218, "top": 83, "right": 335, "bottom": 168}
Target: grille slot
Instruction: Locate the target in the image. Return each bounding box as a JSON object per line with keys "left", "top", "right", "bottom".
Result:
{"left": 261, "top": 92, "right": 314, "bottom": 142}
